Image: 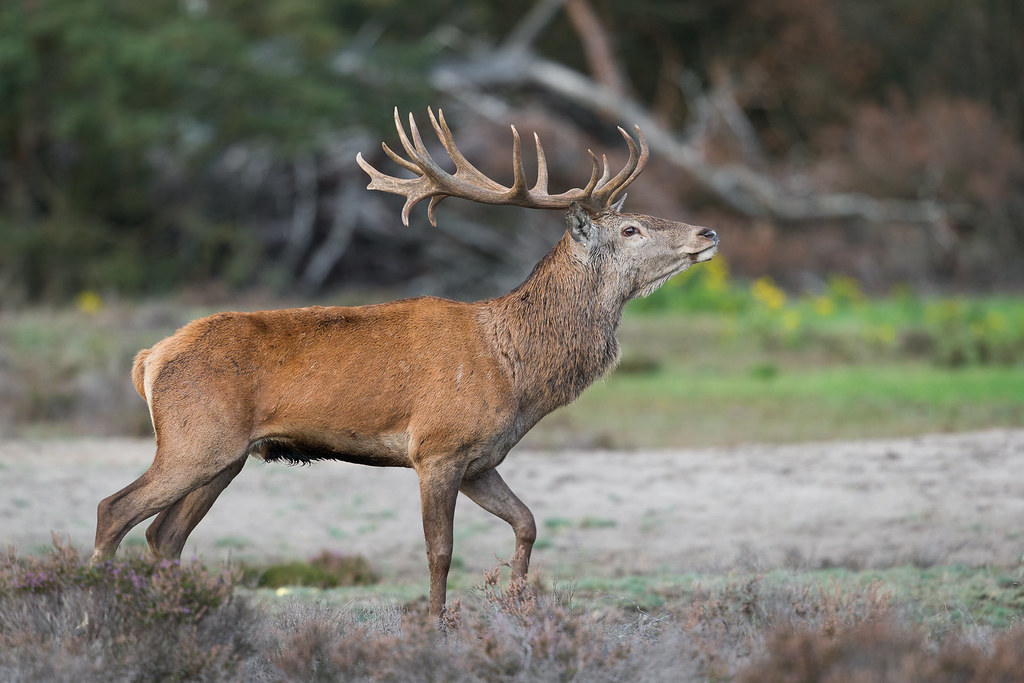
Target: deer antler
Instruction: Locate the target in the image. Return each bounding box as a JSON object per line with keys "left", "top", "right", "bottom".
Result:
{"left": 356, "top": 107, "right": 649, "bottom": 226}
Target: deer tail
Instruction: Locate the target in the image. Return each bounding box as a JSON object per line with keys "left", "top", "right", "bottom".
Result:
{"left": 131, "top": 349, "right": 151, "bottom": 399}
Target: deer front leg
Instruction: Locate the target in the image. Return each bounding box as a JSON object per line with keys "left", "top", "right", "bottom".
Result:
{"left": 460, "top": 468, "right": 536, "bottom": 579}
{"left": 417, "top": 463, "right": 464, "bottom": 620}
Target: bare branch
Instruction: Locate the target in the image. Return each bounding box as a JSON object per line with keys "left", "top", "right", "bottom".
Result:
{"left": 282, "top": 154, "right": 319, "bottom": 271}
{"left": 564, "top": 0, "right": 625, "bottom": 95}
{"left": 708, "top": 63, "right": 767, "bottom": 166}
{"left": 432, "top": 50, "right": 960, "bottom": 248}
{"left": 501, "top": 0, "right": 566, "bottom": 53}
{"left": 300, "top": 181, "right": 361, "bottom": 293}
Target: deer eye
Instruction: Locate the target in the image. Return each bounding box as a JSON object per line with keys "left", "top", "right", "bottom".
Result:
{"left": 621, "top": 225, "right": 640, "bottom": 237}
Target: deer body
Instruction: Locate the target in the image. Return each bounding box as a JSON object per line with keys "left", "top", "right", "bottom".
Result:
{"left": 93, "top": 110, "right": 718, "bottom": 619}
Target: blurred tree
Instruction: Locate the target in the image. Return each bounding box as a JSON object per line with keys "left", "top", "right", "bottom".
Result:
{"left": 0, "top": 0, "right": 1021, "bottom": 302}
{"left": 0, "top": 0, "right": 430, "bottom": 298}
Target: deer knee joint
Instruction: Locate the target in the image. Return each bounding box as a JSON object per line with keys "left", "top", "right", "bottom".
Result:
{"left": 516, "top": 515, "right": 537, "bottom": 546}
{"left": 428, "top": 547, "right": 452, "bottom": 567}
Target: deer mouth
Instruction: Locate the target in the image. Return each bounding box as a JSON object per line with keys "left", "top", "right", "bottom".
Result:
{"left": 692, "top": 243, "right": 718, "bottom": 263}
{"left": 676, "top": 241, "right": 718, "bottom": 263}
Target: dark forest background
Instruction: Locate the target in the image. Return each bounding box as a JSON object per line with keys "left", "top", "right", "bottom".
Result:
{"left": 2, "top": 0, "right": 1022, "bottom": 304}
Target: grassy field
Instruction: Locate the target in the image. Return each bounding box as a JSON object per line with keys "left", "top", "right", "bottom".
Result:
{"left": 535, "top": 348, "right": 1024, "bottom": 448}
{"left": 246, "top": 559, "right": 1024, "bottom": 632}
{"left": 1, "top": 268, "right": 1022, "bottom": 444}
{"left": 535, "top": 269, "right": 1023, "bottom": 449}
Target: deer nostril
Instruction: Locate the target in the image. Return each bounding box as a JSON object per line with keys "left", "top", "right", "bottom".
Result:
{"left": 699, "top": 228, "right": 718, "bottom": 242}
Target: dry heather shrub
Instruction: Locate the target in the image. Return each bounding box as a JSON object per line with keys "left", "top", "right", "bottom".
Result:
{"left": 738, "top": 619, "right": 1024, "bottom": 683}
{"left": 0, "top": 537, "right": 255, "bottom": 681}
{"left": 253, "top": 570, "right": 906, "bottom": 682}
{"left": 463, "top": 567, "right": 634, "bottom": 680}
{"left": 259, "top": 599, "right": 402, "bottom": 680}
{"left": 674, "top": 574, "right": 895, "bottom": 679}
{"left": 7, "top": 547, "right": 1022, "bottom": 682}
{"left": 264, "top": 566, "right": 662, "bottom": 682}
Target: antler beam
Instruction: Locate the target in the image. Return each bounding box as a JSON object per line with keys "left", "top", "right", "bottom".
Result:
{"left": 356, "top": 107, "right": 648, "bottom": 226}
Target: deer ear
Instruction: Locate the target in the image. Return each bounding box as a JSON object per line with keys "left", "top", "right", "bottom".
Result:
{"left": 610, "top": 193, "right": 627, "bottom": 213}
{"left": 567, "top": 202, "right": 596, "bottom": 245}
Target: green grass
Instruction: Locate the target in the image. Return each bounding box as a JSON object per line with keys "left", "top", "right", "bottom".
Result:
{"left": 529, "top": 361, "right": 1024, "bottom": 448}
{"left": 1, "top": 285, "right": 1022, "bottom": 445}
{"left": 523, "top": 282, "right": 1024, "bottom": 448}
{"left": 566, "top": 565, "right": 1024, "bottom": 632}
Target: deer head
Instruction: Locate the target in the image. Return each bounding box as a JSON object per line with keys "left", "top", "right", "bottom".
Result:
{"left": 564, "top": 203, "right": 718, "bottom": 301}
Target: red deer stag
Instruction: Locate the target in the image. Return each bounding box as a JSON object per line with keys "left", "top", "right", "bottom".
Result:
{"left": 92, "top": 108, "right": 718, "bottom": 619}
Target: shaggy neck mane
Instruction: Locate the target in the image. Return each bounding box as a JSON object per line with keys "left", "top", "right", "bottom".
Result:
{"left": 482, "top": 232, "right": 625, "bottom": 419}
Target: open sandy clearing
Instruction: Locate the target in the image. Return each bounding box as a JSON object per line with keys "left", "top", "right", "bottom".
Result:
{"left": 1, "top": 429, "right": 1022, "bottom": 581}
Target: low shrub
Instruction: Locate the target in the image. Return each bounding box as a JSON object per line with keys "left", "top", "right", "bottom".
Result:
{"left": 0, "top": 537, "right": 253, "bottom": 681}
{"left": 2, "top": 543, "right": 1022, "bottom": 681}
{"left": 739, "top": 619, "right": 1024, "bottom": 683}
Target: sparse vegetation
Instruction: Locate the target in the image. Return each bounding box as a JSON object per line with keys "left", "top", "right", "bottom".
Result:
{"left": 2, "top": 542, "right": 1023, "bottom": 681}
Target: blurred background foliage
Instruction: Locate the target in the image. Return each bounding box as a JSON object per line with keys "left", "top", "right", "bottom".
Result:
{"left": 0, "top": 0, "right": 1022, "bottom": 441}
{"left": 1, "top": 0, "right": 1022, "bottom": 303}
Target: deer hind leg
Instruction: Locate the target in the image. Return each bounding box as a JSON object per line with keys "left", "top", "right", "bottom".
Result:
{"left": 144, "top": 459, "right": 245, "bottom": 559}
{"left": 459, "top": 468, "right": 536, "bottom": 579}
{"left": 91, "top": 441, "right": 247, "bottom": 566}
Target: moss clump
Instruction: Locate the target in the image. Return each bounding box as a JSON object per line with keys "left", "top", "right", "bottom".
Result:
{"left": 255, "top": 551, "right": 378, "bottom": 589}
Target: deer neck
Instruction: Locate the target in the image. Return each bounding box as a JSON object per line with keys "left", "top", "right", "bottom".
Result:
{"left": 484, "top": 232, "right": 625, "bottom": 417}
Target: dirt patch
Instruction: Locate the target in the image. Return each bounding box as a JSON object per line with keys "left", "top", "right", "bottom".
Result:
{"left": 2, "top": 430, "right": 1022, "bottom": 580}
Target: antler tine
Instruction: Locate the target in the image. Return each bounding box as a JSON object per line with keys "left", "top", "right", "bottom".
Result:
{"left": 429, "top": 108, "right": 506, "bottom": 192}
{"left": 391, "top": 107, "right": 420, "bottom": 166}
{"left": 579, "top": 149, "right": 602, "bottom": 198}
{"left": 406, "top": 111, "right": 449, "bottom": 182}
{"left": 510, "top": 125, "right": 530, "bottom": 200}
{"left": 594, "top": 154, "right": 611, "bottom": 191}
{"left": 381, "top": 141, "right": 420, "bottom": 174}
{"left": 591, "top": 127, "right": 640, "bottom": 206}
{"left": 356, "top": 112, "right": 432, "bottom": 227}
{"left": 607, "top": 125, "right": 649, "bottom": 206}
{"left": 427, "top": 194, "right": 445, "bottom": 227}
{"left": 532, "top": 133, "right": 549, "bottom": 194}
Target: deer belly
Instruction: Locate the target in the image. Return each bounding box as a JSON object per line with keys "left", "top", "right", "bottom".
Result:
{"left": 247, "top": 431, "right": 412, "bottom": 468}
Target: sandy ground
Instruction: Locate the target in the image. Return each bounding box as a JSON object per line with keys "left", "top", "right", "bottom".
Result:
{"left": 2, "top": 430, "right": 1023, "bottom": 581}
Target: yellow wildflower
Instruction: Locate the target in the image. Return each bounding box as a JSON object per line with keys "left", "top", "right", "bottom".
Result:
{"left": 75, "top": 290, "right": 103, "bottom": 314}
{"left": 751, "top": 277, "right": 786, "bottom": 311}
{"left": 702, "top": 257, "right": 730, "bottom": 293}
{"left": 812, "top": 295, "right": 835, "bottom": 317}
{"left": 870, "top": 324, "right": 896, "bottom": 346}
